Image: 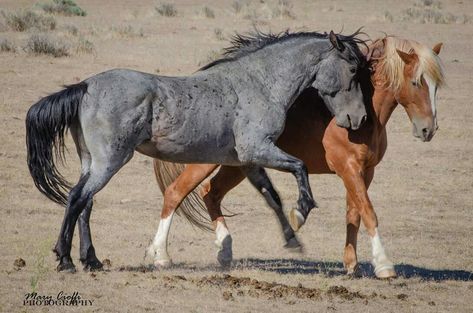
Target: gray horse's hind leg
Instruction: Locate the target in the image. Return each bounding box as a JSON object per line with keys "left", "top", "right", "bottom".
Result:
{"left": 241, "top": 166, "right": 301, "bottom": 249}
{"left": 69, "top": 125, "right": 103, "bottom": 271}
{"left": 54, "top": 149, "right": 134, "bottom": 272}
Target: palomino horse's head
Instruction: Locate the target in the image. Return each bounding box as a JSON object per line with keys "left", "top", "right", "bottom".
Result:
{"left": 374, "top": 37, "right": 445, "bottom": 142}
{"left": 312, "top": 31, "right": 368, "bottom": 130}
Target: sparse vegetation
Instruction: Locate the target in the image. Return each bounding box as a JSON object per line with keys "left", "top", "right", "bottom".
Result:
{"left": 24, "top": 33, "right": 69, "bottom": 57}
{"left": 30, "top": 240, "right": 52, "bottom": 292}
{"left": 75, "top": 36, "right": 94, "bottom": 54}
{"left": 111, "top": 24, "right": 145, "bottom": 38}
{"left": 2, "top": 10, "right": 56, "bottom": 32}
{"left": 271, "top": 0, "right": 294, "bottom": 19}
{"left": 385, "top": 0, "right": 471, "bottom": 24}
{"left": 0, "top": 38, "right": 17, "bottom": 53}
{"left": 155, "top": 3, "right": 177, "bottom": 17}
{"left": 202, "top": 6, "right": 215, "bottom": 19}
{"left": 39, "top": 0, "right": 87, "bottom": 16}
{"left": 214, "top": 28, "right": 225, "bottom": 41}
{"left": 64, "top": 23, "right": 79, "bottom": 36}
{"left": 231, "top": 0, "right": 243, "bottom": 14}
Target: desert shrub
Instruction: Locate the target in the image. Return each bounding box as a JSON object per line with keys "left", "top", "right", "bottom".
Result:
{"left": 3, "top": 10, "right": 56, "bottom": 32}
{"left": 64, "top": 24, "right": 79, "bottom": 36}
{"left": 40, "top": 0, "right": 87, "bottom": 16}
{"left": 0, "top": 38, "right": 17, "bottom": 52}
{"left": 75, "top": 36, "right": 94, "bottom": 54}
{"left": 214, "top": 28, "right": 224, "bottom": 41}
{"left": 24, "top": 33, "right": 69, "bottom": 57}
{"left": 155, "top": 3, "right": 177, "bottom": 17}
{"left": 202, "top": 6, "right": 215, "bottom": 18}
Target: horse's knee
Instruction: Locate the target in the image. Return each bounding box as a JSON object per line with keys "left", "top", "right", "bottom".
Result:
{"left": 162, "top": 184, "right": 181, "bottom": 218}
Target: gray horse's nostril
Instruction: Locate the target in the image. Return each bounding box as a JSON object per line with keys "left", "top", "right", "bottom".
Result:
{"left": 361, "top": 114, "right": 367, "bottom": 124}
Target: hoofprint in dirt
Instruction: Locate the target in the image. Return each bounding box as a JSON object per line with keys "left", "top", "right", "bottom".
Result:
{"left": 1, "top": 0, "right": 473, "bottom": 312}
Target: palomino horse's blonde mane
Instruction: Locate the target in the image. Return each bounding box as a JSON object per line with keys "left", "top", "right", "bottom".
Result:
{"left": 373, "top": 36, "right": 445, "bottom": 93}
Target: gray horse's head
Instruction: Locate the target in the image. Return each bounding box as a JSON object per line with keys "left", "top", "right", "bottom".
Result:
{"left": 312, "top": 31, "right": 367, "bottom": 130}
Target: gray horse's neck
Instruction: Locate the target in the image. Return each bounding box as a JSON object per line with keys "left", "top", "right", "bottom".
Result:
{"left": 205, "top": 37, "right": 329, "bottom": 111}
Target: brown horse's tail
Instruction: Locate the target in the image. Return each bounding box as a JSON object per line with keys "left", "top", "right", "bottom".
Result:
{"left": 153, "top": 159, "right": 212, "bottom": 231}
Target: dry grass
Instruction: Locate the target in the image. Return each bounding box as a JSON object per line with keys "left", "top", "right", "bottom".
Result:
{"left": 270, "top": 0, "right": 295, "bottom": 19}
{"left": 385, "top": 0, "right": 471, "bottom": 24}
{"left": 2, "top": 10, "right": 56, "bottom": 32}
{"left": 214, "top": 28, "right": 225, "bottom": 41}
{"left": 0, "top": 38, "right": 17, "bottom": 53}
{"left": 111, "top": 24, "right": 145, "bottom": 38}
{"left": 155, "top": 3, "right": 177, "bottom": 17}
{"left": 202, "top": 6, "right": 215, "bottom": 19}
{"left": 63, "top": 23, "right": 79, "bottom": 36}
{"left": 75, "top": 36, "right": 94, "bottom": 54}
{"left": 23, "top": 33, "right": 69, "bottom": 57}
{"left": 39, "top": 0, "right": 87, "bottom": 17}
{"left": 231, "top": 0, "right": 244, "bottom": 14}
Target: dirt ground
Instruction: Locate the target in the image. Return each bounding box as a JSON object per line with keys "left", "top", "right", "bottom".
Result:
{"left": 1, "top": 0, "right": 472, "bottom": 312}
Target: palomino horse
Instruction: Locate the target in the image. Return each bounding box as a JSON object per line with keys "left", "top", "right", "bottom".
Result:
{"left": 26, "top": 30, "right": 368, "bottom": 272}
{"left": 150, "top": 36, "right": 445, "bottom": 278}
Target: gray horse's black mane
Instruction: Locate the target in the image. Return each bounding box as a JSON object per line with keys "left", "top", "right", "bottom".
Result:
{"left": 200, "top": 29, "right": 369, "bottom": 71}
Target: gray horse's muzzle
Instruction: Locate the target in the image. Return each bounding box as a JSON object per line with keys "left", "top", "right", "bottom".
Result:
{"left": 335, "top": 111, "right": 367, "bottom": 130}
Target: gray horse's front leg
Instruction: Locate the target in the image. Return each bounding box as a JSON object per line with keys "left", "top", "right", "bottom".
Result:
{"left": 242, "top": 166, "right": 301, "bottom": 249}
{"left": 236, "top": 140, "right": 317, "bottom": 231}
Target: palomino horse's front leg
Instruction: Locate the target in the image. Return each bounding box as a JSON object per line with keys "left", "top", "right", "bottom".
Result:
{"left": 147, "top": 164, "right": 218, "bottom": 268}
{"left": 341, "top": 166, "right": 396, "bottom": 279}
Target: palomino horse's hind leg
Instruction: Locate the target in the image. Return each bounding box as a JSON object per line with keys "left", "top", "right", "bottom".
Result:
{"left": 242, "top": 166, "right": 302, "bottom": 250}
{"left": 341, "top": 166, "right": 396, "bottom": 279}
{"left": 201, "top": 166, "right": 245, "bottom": 267}
{"left": 148, "top": 164, "right": 218, "bottom": 268}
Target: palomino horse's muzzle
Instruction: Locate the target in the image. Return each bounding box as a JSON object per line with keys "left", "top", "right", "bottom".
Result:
{"left": 412, "top": 117, "right": 437, "bottom": 142}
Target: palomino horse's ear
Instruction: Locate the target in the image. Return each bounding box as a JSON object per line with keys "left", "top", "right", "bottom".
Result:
{"left": 396, "top": 49, "right": 418, "bottom": 65}
{"left": 432, "top": 42, "right": 443, "bottom": 55}
{"left": 329, "top": 30, "right": 344, "bottom": 51}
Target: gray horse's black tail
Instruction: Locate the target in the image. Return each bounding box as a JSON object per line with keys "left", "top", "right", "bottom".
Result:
{"left": 26, "top": 82, "right": 88, "bottom": 206}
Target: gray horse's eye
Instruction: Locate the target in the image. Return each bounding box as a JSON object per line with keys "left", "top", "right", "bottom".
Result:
{"left": 350, "top": 68, "right": 356, "bottom": 74}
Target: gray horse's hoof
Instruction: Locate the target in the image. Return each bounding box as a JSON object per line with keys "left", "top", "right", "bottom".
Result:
{"left": 82, "top": 258, "right": 103, "bottom": 272}
{"left": 284, "top": 237, "right": 303, "bottom": 253}
{"left": 57, "top": 262, "right": 76, "bottom": 273}
{"left": 289, "top": 208, "right": 305, "bottom": 232}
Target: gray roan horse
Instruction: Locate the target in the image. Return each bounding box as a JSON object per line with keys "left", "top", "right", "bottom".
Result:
{"left": 26, "top": 30, "right": 367, "bottom": 272}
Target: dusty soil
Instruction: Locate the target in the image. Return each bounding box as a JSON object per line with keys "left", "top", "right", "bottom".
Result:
{"left": 1, "top": 0, "right": 472, "bottom": 312}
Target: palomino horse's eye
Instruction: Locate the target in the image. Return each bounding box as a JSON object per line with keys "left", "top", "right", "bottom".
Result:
{"left": 411, "top": 80, "right": 419, "bottom": 88}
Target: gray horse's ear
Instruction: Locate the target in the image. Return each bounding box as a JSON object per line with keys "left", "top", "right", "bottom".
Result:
{"left": 432, "top": 42, "right": 442, "bottom": 55}
{"left": 329, "top": 31, "right": 344, "bottom": 51}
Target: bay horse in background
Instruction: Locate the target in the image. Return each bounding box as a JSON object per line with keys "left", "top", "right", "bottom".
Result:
{"left": 26, "top": 30, "right": 368, "bottom": 272}
{"left": 151, "top": 36, "right": 445, "bottom": 279}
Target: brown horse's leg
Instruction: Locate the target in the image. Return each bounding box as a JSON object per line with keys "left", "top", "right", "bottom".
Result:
{"left": 201, "top": 166, "right": 245, "bottom": 267}
{"left": 344, "top": 192, "right": 361, "bottom": 275}
{"left": 148, "top": 164, "right": 218, "bottom": 267}
{"left": 341, "top": 166, "right": 395, "bottom": 278}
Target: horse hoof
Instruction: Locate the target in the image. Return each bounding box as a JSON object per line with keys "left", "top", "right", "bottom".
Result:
{"left": 375, "top": 264, "right": 397, "bottom": 279}
{"left": 82, "top": 259, "right": 103, "bottom": 272}
{"left": 216, "top": 235, "right": 233, "bottom": 268}
{"left": 289, "top": 209, "right": 305, "bottom": 232}
{"left": 346, "top": 264, "right": 361, "bottom": 278}
{"left": 57, "top": 262, "right": 76, "bottom": 273}
{"left": 284, "top": 237, "right": 303, "bottom": 253}
{"left": 154, "top": 259, "right": 172, "bottom": 269}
